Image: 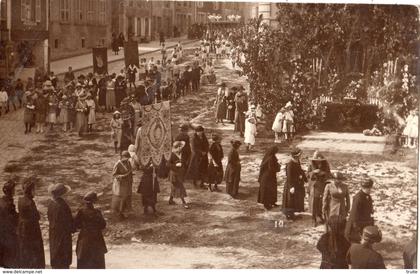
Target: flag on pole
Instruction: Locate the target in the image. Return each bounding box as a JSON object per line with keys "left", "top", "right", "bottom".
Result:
{"left": 124, "top": 41, "right": 140, "bottom": 68}
{"left": 136, "top": 101, "right": 172, "bottom": 167}
{"left": 92, "top": 47, "right": 108, "bottom": 75}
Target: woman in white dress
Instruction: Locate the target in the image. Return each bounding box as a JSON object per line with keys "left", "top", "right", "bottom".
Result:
{"left": 282, "top": 102, "right": 295, "bottom": 141}
{"left": 86, "top": 94, "right": 96, "bottom": 132}
{"left": 244, "top": 116, "right": 257, "bottom": 152}
{"left": 272, "top": 108, "right": 285, "bottom": 143}
{"left": 403, "top": 110, "right": 418, "bottom": 148}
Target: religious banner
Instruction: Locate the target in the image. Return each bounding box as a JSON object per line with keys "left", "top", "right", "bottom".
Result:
{"left": 124, "top": 41, "right": 140, "bottom": 68}
{"left": 92, "top": 47, "right": 108, "bottom": 75}
{"left": 137, "top": 101, "right": 172, "bottom": 167}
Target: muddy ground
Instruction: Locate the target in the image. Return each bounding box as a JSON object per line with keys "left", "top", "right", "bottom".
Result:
{"left": 1, "top": 56, "right": 417, "bottom": 269}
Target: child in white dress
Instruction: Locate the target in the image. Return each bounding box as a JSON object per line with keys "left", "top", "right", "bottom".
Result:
{"left": 244, "top": 116, "right": 257, "bottom": 152}
{"left": 272, "top": 108, "right": 285, "bottom": 143}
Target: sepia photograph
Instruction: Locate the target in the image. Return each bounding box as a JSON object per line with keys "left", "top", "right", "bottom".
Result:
{"left": 0, "top": 0, "right": 418, "bottom": 270}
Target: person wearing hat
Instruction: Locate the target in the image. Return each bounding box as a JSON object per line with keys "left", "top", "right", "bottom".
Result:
{"left": 257, "top": 146, "right": 281, "bottom": 210}
{"left": 0, "top": 180, "right": 19, "bottom": 268}
{"left": 345, "top": 178, "right": 375, "bottom": 243}
{"left": 17, "top": 177, "right": 45, "bottom": 268}
{"left": 137, "top": 162, "right": 161, "bottom": 214}
{"left": 75, "top": 94, "right": 88, "bottom": 136}
{"left": 58, "top": 95, "right": 70, "bottom": 132}
{"left": 175, "top": 123, "right": 192, "bottom": 168}
{"left": 169, "top": 141, "right": 189, "bottom": 209}
{"left": 346, "top": 225, "right": 385, "bottom": 269}
{"left": 85, "top": 93, "right": 96, "bottom": 133}
{"left": 282, "top": 101, "right": 295, "bottom": 142}
{"left": 186, "top": 125, "right": 209, "bottom": 189}
{"left": 224, "top": 140, "right": 242, "bottom": 198}
{"left": 234, "top": 86, "right": 248, "bottom": 137}
{"left": 23, "top": 96, "right": 36, "bottom": 134}
{"left": 74, "top": 191, "right": 107, "bottom": 269}
{"left": 208, "top": 134, "right": 224, "bottom": 192}
{"left": 307, "top": 151, "right": 331, "bottom": 226}
{"left": 47, "top": 183, "right": 74, "bottom": 269}
{"left": 34, "top": 90, "right": 48, "bottom": 134}
{"left": 110, "top": 111, "right": 123, "bottom": 154}
{"left": 111, "top": 151, "right": 133, "bottom": 220}
{"left": 281, "top": 147, "right": 307, "bottom": 220}
{"left": 46, "top": 91, "right": 58, "bottom": 131}
{"left": 115, "top": 75, "right": 127, "bottom": 108}
{"left": 214, "top": 83, "right": 227, "bottom": 125}
{"left": 322, "top": 172, "right": 350, "bottom": 222}
{"left": 225, "top": 88, "right": 236, "bottom": 123}
{"left": 316, "top": 215, "right": 351, "bottom": 269}
{"left": 272, "top": 107, "right": 286, "bottom": 143}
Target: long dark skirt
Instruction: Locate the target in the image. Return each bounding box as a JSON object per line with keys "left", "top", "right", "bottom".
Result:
{"left": 225, "top": 164, "right": 241, "bottom": 197}
{"left": 77, "top": 255, "right": 105, "bottom": 269}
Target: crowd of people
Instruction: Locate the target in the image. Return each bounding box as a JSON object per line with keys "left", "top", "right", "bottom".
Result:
{"left": 0, "top": 29, "right": 417, "bottom": 270}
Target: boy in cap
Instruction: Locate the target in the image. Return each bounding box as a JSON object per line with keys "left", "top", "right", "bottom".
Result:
{"left": 345, "top": 178, "right": 375, "bottom": 243}
{"left": 346, "top": 225, "right": 386, "bottom": 269}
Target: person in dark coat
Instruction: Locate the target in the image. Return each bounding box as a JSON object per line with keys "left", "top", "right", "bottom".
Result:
{"left": 114, "top": 75, "right": 127, "bottom": 108}
{"left": 191, "top": 62, "right": 204, "bottom": 92}
{"left": 175, "top": 124, "right": 191, "bottom": 167}
{"left": 282, "top": 148, "right": 307, "bottom": 220}
{"left": 403, "top": 235, "right": 417, "bottom": 269}
{"left": 226, "top": 88, "right": 236, "bottom": 123}
{"left": 186, "top": 125, "right": 209, "bottom": 188}
{"left": 257, "top": 145, "right": 280, "bottom": 210}
{"left": 0, "top": 180, "right": 19, "bottom": 268}
{"left": 137, "top": 164, "right": 161, "bottom": 215}
{"left": 169, "top": 141, "right": 189, "bottom": 209}
{"left": 234, "top": 86, "right": 248, "bottom": 137}
{"left": 17, "top": 177, "right": 45, "bottom": 269}
{"left": 316, "top": 215, "right": 351, "bottom": 269}
{"left": 47, "top": 183, "right": 75, "bottom": 269}
{"left": 208, "top": 134, "right": 224, "bottom": 192}
{"left": 75, "top": 192, "right": 107, "bottom": 269}
{"left": 307, "top": 150, "right": 331, "bottom": 226}
{"left": 98, "top": 76, "right": 107, "bottom": 111}
{"left": 347, "top": 225, "right": 386, "bottom": 269}
{"left": 345, "top": 179, "right": 375, "bottom": 243}
{"left": 225, "top": 140, "right": 242, "bottom": 198}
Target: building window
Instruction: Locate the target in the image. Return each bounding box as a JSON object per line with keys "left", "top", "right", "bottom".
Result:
{"left": 35, "top": 0, "right": 41, "bottom": 22}
{"left": 75, "top": 0, "right": 84, "bottom": 22}
{"left": 164, "top": 2, "right": 170, "bottom": 8}
{"left": 21, "top": 0, "right": 32, "bottom": 22}
{"left": 54, "top": 39, "right": 59, "bottom": 49}
{"left": 99, "top": 0, "right": 106, "bottom": 25}
{"left": 60, "top": 0, "right": 70, "bottom": 22}
{"left": 87, "top": 0, "right": 95, "bottom": 24}
{"left": 81, "top": 38, "right": 85, "bottom": 48}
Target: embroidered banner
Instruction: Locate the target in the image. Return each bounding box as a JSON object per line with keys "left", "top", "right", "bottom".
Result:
{"left": 137, "top": 101, "right": 172, "bottom": 167}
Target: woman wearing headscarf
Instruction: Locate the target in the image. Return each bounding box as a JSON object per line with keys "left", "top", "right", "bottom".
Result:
{"left": 316, "top": 215, "right": 350, "bottom": 269}
{"left": 0, "top": 180, "right": 19, "bottom": 268}
{"left": 282, "top": 148, "right": 307, "bottom": 220}
{"left": 225, "top": 140, "right": 242, "bottom": 198}
{"left": 47, "top": 183, "right": 74, "bottom": 269}
{"left": 75, "top": 192, "right": 107, "bottom": 269}
{"left": 17, "top": 177, "right": 45, "bottom": 269}
{"left": 323, "top": 172, "right": 350, "bottom": 221}
{"left": 169, "top": 141, "right": 189, "bottom": 209}
{"left": 111, "top": 151, "right": 133, "bottom": 220}
{"left": 208, "top": 134, "right": 224, "bottom": 192}
{"left": 186, "top": 126, "right": 209, "bottom": 189}
{"left": 214, "top": 83, "right": 227, "bottom": 124}
{"left": 257, "top": 146, "right": 280, "bottom": 210}
{"left": 307, "top": 150, "right": 331, "bottom": 226}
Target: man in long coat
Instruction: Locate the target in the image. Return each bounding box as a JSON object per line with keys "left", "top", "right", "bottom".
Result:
{"left": 234, "top": 86, "right": 248, "bottom": 137}
{"left": 282, "top": 148, "right": 307, "bottom": 220}
{"left": 345, "top": 179, "right": 375, "bottom": 243}
{"left": 186, "top": 125, "right": 209, "bottom": 188}
{"left": 47, "top": 183, "right": 75, "bottom": 269}
{"left": 0, "top": 180, "right": 19, "bottom": 268}
{"left": 257, "top": 146, "right": 280, "bottom": 210}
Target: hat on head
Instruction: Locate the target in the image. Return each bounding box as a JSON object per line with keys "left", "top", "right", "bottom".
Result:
{"left": 361, "top": 178, "right": 374, "bottom": 188}
{"left": 291, "top": 147, "right": 302, "bottom": 157}
{"left": 173, "top": 141, "right": 185, "bottom": 150}
{"left": 179, "top": 123, "right": 189, "bottom": 131}
{"left": 250, "top": 104, "right": 256, "bottom": 109}
{"left": 195, "top": 125, "right": 204, "bottom": 132}
{"left": 113, "top": 111, "right": 121, "bottom": 116}
{"left": 48, "top": 183, "right": 71, "bottom": 197}
{"left": 22, "top": 176, "right": 37, "bottom": 193}
{"left": 331, "top": 171, "right": 346, "bottom": 181}
{"left": 3, "top": 180, "right": 16, "bottom": 195}
{"left": 362, "top": 225, "right": 382, "bottom": 244}
{"left": 76, "top": 83, "right": 82, "bottom": 88}
{"left": 83, "top": 191, "right": 98, "bottom": 203}
{"left": 220, "top": 82, "right": 226, "bottom": 87}
{"left": 285, "top": 101, "right": 292, "bottom": 108}
{"left": 121, "top": 150, "right": 131, "bottom": 159}
{"left": 212, "top": 133, "right": 221, "bottom": 142}
{"left": 311, "top": 150, "right": 326, "bottom": 161}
